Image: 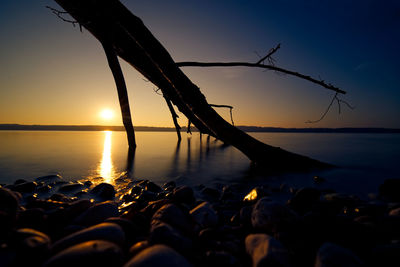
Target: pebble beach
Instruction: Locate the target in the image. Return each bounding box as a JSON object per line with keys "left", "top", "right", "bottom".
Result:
{"left": 1, "top": 174, "right": 400, "bottom": 267}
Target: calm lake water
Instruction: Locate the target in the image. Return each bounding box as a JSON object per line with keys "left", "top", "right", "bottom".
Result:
{"left": 0, "top": 131, "right": 399, "bottom": 197}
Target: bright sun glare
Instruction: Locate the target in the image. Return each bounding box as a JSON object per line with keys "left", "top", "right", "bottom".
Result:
{"left": 100, "top": 109, "right": 114, "bottom": 120}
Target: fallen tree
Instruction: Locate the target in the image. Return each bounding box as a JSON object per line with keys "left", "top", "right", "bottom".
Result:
{"left": 52, "top": 0, "right": 346, "bottom": 170}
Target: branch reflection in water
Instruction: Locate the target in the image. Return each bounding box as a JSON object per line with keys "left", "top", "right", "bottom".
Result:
{"left": 98, "top": 130, "right": 116, "bottom": 184}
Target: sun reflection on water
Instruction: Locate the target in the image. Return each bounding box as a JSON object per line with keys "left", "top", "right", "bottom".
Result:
{"left": 98, "top": 131, "right": 115, "bottom": 184}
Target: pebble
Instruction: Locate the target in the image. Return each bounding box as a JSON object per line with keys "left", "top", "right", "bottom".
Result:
{"left": 379, "top": 178, "right": 400, "bottom": 202}
{"left": 170, "top": 186, "right": 195, "bottom": 204}
{"left": 51, "top": 222, "right": 125, "bottom": 254}
{"left": 251, "top": 198, "right": 299, "bottom": 233}
{"left": 90, "top": 182, "right": 115, "bottom": 200}
{"left": 44, "top": 240, "right": 123, "bottom": 267}
{"left": 190, "top": 202, "right": 218, "bottom": 230}
{"left": 73, "top": 201, "right": 119, "bottom": 226}
{"left": 245, "top": 233, "right": 291, "bottom": 267}
{"left": 152, "top": 204, "right": 193, "bottom": 234}
{"left": 287, "top": 187, "right": 321, "bottom": 214}
{"left": 0, "top": 188, "right": 19, "bottom": 236}
{"left": 150, "top": 221, "right": 193, "bottom": 255}
{"left": 315, "top": 242, "right": 363, "bottom": 267}
{"left": 124, "top": 244, "right": 192, "bottom": 267}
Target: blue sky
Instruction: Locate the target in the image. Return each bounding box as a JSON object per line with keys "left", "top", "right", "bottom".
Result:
{"left": 0, "top": 0, "right": 399, "bottom": 127}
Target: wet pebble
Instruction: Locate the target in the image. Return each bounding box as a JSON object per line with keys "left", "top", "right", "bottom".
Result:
{"left": 73, "top": 201, "right": 119, "bottom": 227}
{"left": 190, "top": 202, "right": 218, "bottom": 230}
{"left": 245, "top": 233, "right": 291, "bottom": 267}
{"left": 170, "top": 186, "right": 195, "bottom": 204}
{"left": 315, "top": 242, "right": 363, "bottom": 267}
{"left": 51, "top": 222, "right": 125, "bottom": 254}
{"left": 124, "top": 244, "right": 192, "bottom": 267}
{"left": 90, "top": 183, "right": 115, "bottom": 200}
{"left": 44, "top": 240, "right": 123, "bottom": 267}
{"left": 152, "top": 204, "right": 193, "bottom": 234}
{"left": 251, "top": 198, "right": 299, "bottom": 233}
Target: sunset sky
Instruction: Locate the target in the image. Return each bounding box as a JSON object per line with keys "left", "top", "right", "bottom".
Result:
{"left": 0, "top": 0, "right": 399, "bottom": 128}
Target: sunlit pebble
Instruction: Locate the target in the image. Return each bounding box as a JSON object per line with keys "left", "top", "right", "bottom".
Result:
{"left": 243, "top": 189, "right": 258, "bottom": 202}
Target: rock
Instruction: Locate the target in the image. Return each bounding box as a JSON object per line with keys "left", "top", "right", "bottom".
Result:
{"left": 152, "top": 204, "right": 193, "bottom": 234}
{"left": 129, "top": 240, "right": 150, "bottom": 257}
{"left": 90, "top": 183, "right": 115, "bottom": 200}
{"left": 170, "top": 186, "right": 195, "bottom": 204}
{"left": 124, "top": 244, "right": 192, "bottom": 267}
{"left": 150, "top": 222, "right": 193, "bottom": 255}
{"left": 245, "top": 233, "right": 291, "bottom": 267}
{"left": 13, "top": 228, "right": 51, "bottom": 266}
{"left": 370, "top": 243, "right": 400, "bottom": 267}
{"left": 58, "top": 183, "right": 84, "bottom": 193}
{"left": 239, "top": 205, "right": 253, "bottom": 226}
{"left": 313, "top": 176, "right": 326, "bottom": 184}
{"left": 35, "top": 174, "right": 63, "bottom": 184}
{"left": 73, "top": 201, "right": 119, "bottom": 226}
{"left": 287, "top": 187, "right": 321, "bottom": 214}
{"left": 379, "top": 178, "right": 400, "bottom": 202}
{"left": 44, "top": 240, "right": 123, "bottom": 267}
{"left": 162, "top": 181, "right": 176, "bottom": 191}
{"left": 243, "top": 187, "right": 268, "bottom": 203}
{"left": 389, "top": 207, "right": 400, "bottom": 217}
{"left": 11, "top": 181, "right": 38, "bottom": 193}
{"left": 145, "top": 182, "right": 162, "bottom": 193}
{"left": 0, "top": 187, "right": 19, "bottom": 236}
{"left": 51, "top": 222, "right": 125, "bottom": 254}
{"left": 14, "top": 179, "right": 27, "bottom": 185}
{"left": 251, "top": 198, "right": 299, "bottom": 233}
{"left": 315, "top": 242, "right": 363, "bottom": 267}
{"left": 105, "top": 217, "right": 144, "bottom": 245}
{"left": 190, "top": 202, "right": 218, "bottom": 229}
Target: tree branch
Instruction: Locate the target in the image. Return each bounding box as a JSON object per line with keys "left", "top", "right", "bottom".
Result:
{"left": 46, "top": 6, "right": 82, "bottom": 32}
{"left": 164, "top": 96, "right": 182, "bottom": 141}
{"left": 256, "top": 43, "right": 280, "bottom": 65}
{"left": 176, "top": 61, "right": 346, "bottom": 95}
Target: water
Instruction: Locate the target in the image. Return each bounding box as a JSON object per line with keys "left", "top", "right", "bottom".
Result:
{"left": 0, "top": 131, "right": 399, "bottom": 197}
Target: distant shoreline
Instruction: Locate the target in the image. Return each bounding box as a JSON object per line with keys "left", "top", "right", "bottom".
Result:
{"left": 1, "top": 124, "right": 399, "bottom": 133}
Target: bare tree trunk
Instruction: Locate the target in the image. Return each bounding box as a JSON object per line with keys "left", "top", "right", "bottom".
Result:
{"left": 53, "top": 0, "right": 330, "bottom": 170}
{"left": 102, "top": 41, "right": 136, "bottom": 149}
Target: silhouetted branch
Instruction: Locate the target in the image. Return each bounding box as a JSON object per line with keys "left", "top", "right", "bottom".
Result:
{"left": 164, "top": 96, "right": 182, "bottom": 141}
{"left": 210, "top": 104, "right": 235, "bottom": 125}
{"left": 305, "top": 92, "right": 355, "bottom": 123}
{"left": 256, "top": 43, "right": 280, "bottom": 65}
{"left": 177, "top": 61, "right": 346, "bottom": 95}
{"left": 187, "top": 120, "right": 192, "bottom": 134}
{"left": 46, "top": 6, "right": 82, "bottom": 32}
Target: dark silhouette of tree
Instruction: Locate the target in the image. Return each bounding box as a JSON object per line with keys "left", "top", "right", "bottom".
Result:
{"left": 50, "top": 0, "right": 348, "bottom": 170}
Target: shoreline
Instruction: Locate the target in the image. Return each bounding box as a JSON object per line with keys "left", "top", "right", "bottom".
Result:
{"left": 1, "top": 173, "right": 399, "bottom": 266}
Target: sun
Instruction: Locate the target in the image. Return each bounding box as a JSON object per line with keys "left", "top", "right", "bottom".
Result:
{"left": 100, "top": 109, "right": 114, "bottom": 120}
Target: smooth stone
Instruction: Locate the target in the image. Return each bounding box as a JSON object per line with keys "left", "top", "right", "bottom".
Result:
{"left": 0, "top": 188, "right": 19, "bottom": 234}
{"left": 13, "top": 228, "right": 51, "bottom": 266}
{"left": 315, "top": 242, "right": 363, "bottom": 267}
{"left": 35, "top": 174, "right": 63, "bottom": 184}
{"left": 239, "top": 205, "right": 253, "bottom": 226}
{"left": 44, "top": 240, "right": 123, "bottom": 267}
{"left": 190, "top": 202, "right": 218, "bottom": 229}
{"left": 243, "top": 187, "right": 268, "bottom": 203}
{"left": 245, "top": 233, "right": 291, "bottom": 267}
{"left": 58, "top": 183, "right": 84, "bottom": 193}
{"left": 145, "top": 181, "right": 162, "bottom": 193}
{"left": 152, "top": 204, "right": 193, "bottom": 234}
{"left": 287, "top": 187, "right": 321, "bottom": 214}
{"left": 90, "top": 183, "right": 115, "bottom": 200}
{"left": 73, "top": 201, "right": 119, "bottom": 226}
{"left": 389, "top": 207, "right": 400, "bottom": 216}
{"left": 14, "top": 179, "right": 27, "bottom": 185}
{"left": 150, "top": 221, "right": 193, "bottom": 255}
{"left": 201, "top": 187, "right": 221, "bottom": 200}
{"left": 51, "top": 222, "right": 125, "bottom": 254}
{"left": 11, "top": 181, "right": 38, "bottom": 193}
{"left": 170, "top": 186, "right": 195, "bottom": 204}
{"left": 251, "top": 198, "right": 299, "bottom": 233}
{"left": 124, "top": 244, "right": 192, "bottom": 267}
{"left": 129, "top": 240, "right": 150, "bottom": 257}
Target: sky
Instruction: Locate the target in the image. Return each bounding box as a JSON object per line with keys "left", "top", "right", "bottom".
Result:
{"left": 0, "top": 0, "right": 399, "bottom": 128}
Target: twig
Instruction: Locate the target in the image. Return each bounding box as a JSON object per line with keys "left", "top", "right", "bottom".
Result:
{"left": 187, "top": 120, "right": 192, "bottom": 134}
{"left": 305, "top": 93, "right": 354, "bottom": 123}
{"left": 255, "top": 43, "right": 280, "bottom": 65}
{"left": 210, "top": 104, "right": 235, "bottom": 125}
{"left": 46, "top": 6, "right": 82, "bottom": 32}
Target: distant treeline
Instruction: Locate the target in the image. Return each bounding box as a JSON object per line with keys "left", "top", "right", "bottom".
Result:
{"left": 1, "top": 124, "right": 399, "bottom": 133}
